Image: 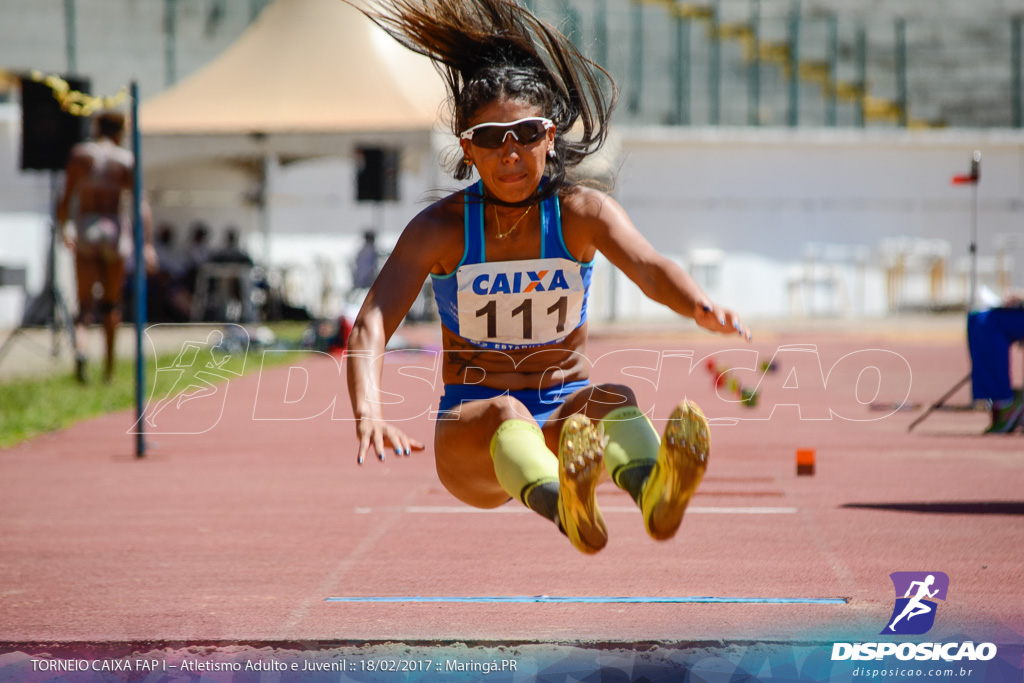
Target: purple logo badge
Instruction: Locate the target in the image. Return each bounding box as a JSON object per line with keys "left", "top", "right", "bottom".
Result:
{"left": 882, "top": 572, "right": 949, "bottom": 635}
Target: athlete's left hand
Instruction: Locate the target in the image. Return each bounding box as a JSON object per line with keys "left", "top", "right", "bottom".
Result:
{"left": 355, "top": 416, "right": 426, "bottom": 465}
{"left": 694, "top": 299, "right": 752, "bottom": 341}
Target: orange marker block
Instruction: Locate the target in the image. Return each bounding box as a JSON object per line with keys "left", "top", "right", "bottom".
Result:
{"left": 796, "top": 448, "right": 816, "bottom": 476}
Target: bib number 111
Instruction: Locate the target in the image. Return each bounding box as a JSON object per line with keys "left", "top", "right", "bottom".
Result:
{"left": 476, "top": 295, "right": 568, "bottom": 340}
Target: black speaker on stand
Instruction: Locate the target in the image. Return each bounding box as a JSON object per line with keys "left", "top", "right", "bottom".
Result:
{"left": 356, "top": 146, "right": 399, "bottom": 203}
{"left": 0, "top": 76, "right": 91, "bottom": 371}
{"left": 356, "top": 146, "right": 399, "bottom": 242}
{"left": 352, "top": 145, "right": 437, "bottom": 318}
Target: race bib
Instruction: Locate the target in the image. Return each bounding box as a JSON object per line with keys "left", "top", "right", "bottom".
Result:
{"left": 456, "top": 257, "right": 584, "bottom": 349}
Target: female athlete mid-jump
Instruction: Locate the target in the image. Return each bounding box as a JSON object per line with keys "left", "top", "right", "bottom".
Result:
{"left": 345, "top": 0, "right": 751, "bottom": 554}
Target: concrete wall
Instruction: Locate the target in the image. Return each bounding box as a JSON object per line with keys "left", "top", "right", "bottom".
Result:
{"left": 609, "top": 126, "right": 1024, "bottom": 320}
{"left": 3, "top": 118, "right": 1023, "bottom": 327}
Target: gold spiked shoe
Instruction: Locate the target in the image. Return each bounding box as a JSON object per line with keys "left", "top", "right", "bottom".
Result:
{"left": 640, "top": 400, "right": 709, "bottom": 541}
{"left": 557, "top": 414, "right": 608, "bottom": 554}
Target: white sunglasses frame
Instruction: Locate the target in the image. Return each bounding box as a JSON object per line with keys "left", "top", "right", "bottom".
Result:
{"left": 459, "top": 116, "right": 555, "bottom": 146}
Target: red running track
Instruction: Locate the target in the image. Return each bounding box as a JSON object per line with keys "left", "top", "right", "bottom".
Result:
{"left": 0, "top": 321, "right": 1022, "bottom": 646}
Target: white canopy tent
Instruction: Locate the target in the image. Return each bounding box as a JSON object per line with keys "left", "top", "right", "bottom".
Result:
{"left": 139, "top": 0, "right": 450, "bottom": 278}
{"left": 141, "top": 0, "right": 446, "bottom": 140}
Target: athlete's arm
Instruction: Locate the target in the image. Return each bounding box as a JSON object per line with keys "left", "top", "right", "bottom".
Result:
{"left": 563, "top": 188, "right": 750, "bottom": 340}
{"left": 346, "top": 203, "right": 455, "bottom": 464}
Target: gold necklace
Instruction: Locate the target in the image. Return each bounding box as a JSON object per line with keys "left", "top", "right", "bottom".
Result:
{"left": 493, "top": 204, "right": 533, "bottom": 240}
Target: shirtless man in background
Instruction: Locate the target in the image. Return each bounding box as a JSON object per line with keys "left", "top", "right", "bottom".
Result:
{"left": 57, "top": 110, "right": 154, "bottom": 383}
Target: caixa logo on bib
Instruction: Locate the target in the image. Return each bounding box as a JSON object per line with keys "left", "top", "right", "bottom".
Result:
{"left": 883, "top": 571, "right": 949, "bottom": 635}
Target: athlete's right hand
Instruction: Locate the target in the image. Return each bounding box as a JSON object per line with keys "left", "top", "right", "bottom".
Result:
{"left": 355, "top": 416, "right": 425, "bottom": 465}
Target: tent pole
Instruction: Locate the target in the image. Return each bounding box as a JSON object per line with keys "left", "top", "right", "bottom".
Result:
{"left": 260, "top": 152, "right": 274, "bottom": 269}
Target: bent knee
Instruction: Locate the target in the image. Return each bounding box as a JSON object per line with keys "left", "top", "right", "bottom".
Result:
{"left": 483, "top": 394, "right": 536, "bottom": 425}
{"left": 435, "top": 464, "right": 510, "bottom": 509}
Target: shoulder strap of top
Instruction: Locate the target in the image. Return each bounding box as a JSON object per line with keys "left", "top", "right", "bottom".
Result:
{"left": 542, "top": 190, "right": 566, "bottom": 262}
{"left": 546, "top": 191, "right": 595, "bottom": 267}
{"left": 464, "top": 180, "right": 486, "bottom": 264}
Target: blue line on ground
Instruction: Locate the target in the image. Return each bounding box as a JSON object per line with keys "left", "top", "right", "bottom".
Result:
{"left": 325, "top": 596, "right": 848, "bottom": 604}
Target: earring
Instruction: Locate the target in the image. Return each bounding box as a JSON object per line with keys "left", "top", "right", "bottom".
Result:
{"left": 463, "top": 157, "right": 473, "bottom": 166}
{"left": 548, "top": 149, "right": 556, "bottom": 158}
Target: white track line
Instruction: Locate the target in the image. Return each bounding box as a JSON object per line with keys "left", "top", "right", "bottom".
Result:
{"left": 402, "top": 506, "right": 797, "bottom": 515}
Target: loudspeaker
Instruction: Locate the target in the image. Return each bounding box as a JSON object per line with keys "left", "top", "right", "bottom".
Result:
{"left": 20, "top": 76, "right": 91, "bottom": 171}
{"left": 356, "top": 146, "right": 399, "bottom": 202}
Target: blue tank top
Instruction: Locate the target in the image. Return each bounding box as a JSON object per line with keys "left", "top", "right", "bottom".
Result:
{"left": 431, "top": 181, "right": 594, "bottom": 351}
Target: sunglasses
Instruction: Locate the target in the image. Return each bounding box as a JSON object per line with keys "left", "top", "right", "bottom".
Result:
{"left": 460, "top": 116, "right": 554, "bottom": 149}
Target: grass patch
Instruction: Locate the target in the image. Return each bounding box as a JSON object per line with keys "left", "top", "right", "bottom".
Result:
{"left": 0, "top": 323, "right": 311, "bottom": 449}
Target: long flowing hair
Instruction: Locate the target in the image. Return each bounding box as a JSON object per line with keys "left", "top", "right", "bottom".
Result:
{"left": 349, "top": 0, "right": 617, "bottom": 206}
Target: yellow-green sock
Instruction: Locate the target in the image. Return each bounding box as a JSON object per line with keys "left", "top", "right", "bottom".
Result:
{"left": 490, "top": 420, "right": 559, "bottom": 520}
{"left": 599, "top": 406, "right": 660, "bottom": 504}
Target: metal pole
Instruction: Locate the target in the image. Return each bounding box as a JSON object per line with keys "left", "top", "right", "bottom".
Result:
{"left": 906, "top": 372, "right": 971, "bottom": 433}
{"left": 749, "top": 0, "right": 761, "bottom": 126}
{"left": 131, "top": 81, "right": 146, "bottom": 459}
{"left": 969, "top": 180, "right": 978, "bottom": 311}
{"left": 856, "top": 24, "right": 867, "bottom": 127}
{"left": 788, "top": 1, "right": 801, "bottom": 127}
{"left": 968, "top": 151, "right": 981, "bottom": 312}
{"left": 896, "top": 17, "right": 908, "bottom": 127}
{"left": 261, "top": 153, "right": 274, "bottom": 268}
{"left": 709, "top": 0, "right": 721, "bottom": 125}
{"left": 629, "top": 0, "right": 643, "bottom": 116}
{"left": 595, "top": 0, "right": 608, "bottom": 69}
{"left": 558, "top": 1, "right": 581, "bottom": 47}
{"left": 1013, "top": 16, "right": 1022, "bottom": 128}
{"left": 570, "top": 7, "right": 582, "bottom": 48}
{"left": 674, "top": 11, "right": 691, "bottom": 125}
{"left": 164, "top": 0, "right": 178, "bottom": 87}
{"left": 64, "top": 0, "right": 77, "bottom": 75}
{"left": 49, "top": 173, "right": 60, "bottom": 354}
{"left": 826, "top": 13, "right": 838, "bottom": 127}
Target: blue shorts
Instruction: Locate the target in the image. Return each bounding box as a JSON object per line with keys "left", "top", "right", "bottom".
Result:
{"left": 436, "top": 379, "right": 591, "bottom": 427}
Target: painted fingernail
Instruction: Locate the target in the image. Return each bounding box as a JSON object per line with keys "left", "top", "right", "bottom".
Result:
{"left": 718, "top": 316, "right": 726, "bottom": 326}
{"left": 379, "top": 452, "right": 385, "bottom": 461}
{"left": 395, "top": 447, "right": 402, "bottom": 455}
{"left": 702, "top": 303, "right": 713, "bottom": 312}
{"left": 358, "top": 456, "right": 364, "bottom": 465}
{"left": 404, "top": 448, "right": 411, "bottom": 456}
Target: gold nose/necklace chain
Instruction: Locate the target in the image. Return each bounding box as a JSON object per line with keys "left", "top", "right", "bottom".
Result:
{"left": 493, "top": 204, "right": 533, "bottom": 240}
